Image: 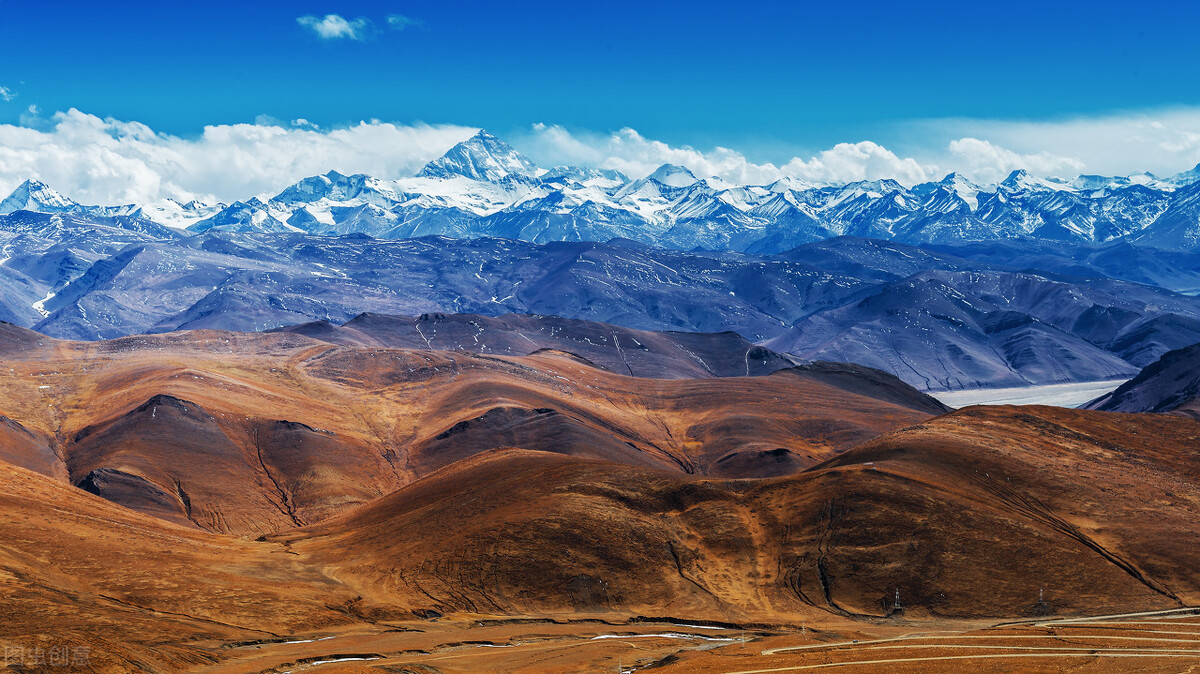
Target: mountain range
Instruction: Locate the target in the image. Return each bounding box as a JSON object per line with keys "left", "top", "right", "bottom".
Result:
{"left": 4, "top": 130, "right": 1200, "bottom": 393}
{"left": 9, "top": 131, "right": 1200, "bottom": 673}
{"left": 5, "top": 129, "right": 1200, "bottom": 252}
{"left": 4, "top": 208, "right": 1200, "bottom": 390}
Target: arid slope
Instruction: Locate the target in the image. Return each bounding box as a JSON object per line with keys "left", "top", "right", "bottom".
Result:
{"left": 3, "top": 324, "right": 1200, "bottom": 672}
{"left": 0, "top": 460, "right": 358, "bottom": 672}
{"left": 281, "top": 407, "right": 1200, "bottom": 626}
{"left": 1086, "top": 340, "right": 1200, "bottom": 417}
{"left": 276, "top": 311, "right": 798, "bottom": 378}
{"left": 0, "top": 323, "right": 941, "bottom": 535}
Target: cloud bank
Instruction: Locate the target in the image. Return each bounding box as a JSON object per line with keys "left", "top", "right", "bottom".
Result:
{"left": 0, "top": 109, "right": 476, "bottom": 205}
{"left": 2, "top": 107, "right": 1200, "bottom": 207}
{"left": 920, "top": 108, "right": 1200, "bottom": 182}
{"left": 516, "top": 108, "right": 1200, "bottom": 187}
{"left": 945, "top": 138, "right": 1085, "bottom": 185}
{"left": 517, "top": 125, "right": 933, "bottom": 186}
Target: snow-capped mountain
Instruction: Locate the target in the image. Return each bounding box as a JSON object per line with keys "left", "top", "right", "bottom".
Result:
{"left": 645, "top": 163, "right": 700, "bottom": 188}
{"left": 0, "top": 179, "right": 222, "bottom": 229}
{"left": 136, "top": 198, "right": 227, "bottom": 229}
{"left": 1169, "top": 164, "right": 1200, "bottom": 188}
{"left": 1, "top": 179, "right": 90, "bottom": 215}
{"left": 416, "top": 130, "right": 540, "bottom": 182}
{"left": 5, "top": 132, "right": 1200, "bottom": 251}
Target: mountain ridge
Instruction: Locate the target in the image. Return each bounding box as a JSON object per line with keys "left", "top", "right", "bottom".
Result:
{"left": 6, "top": 222, "right": 1200, "bottom": 391}
{"left": 5, "top": 132, "right": 1200, "bottom": 252}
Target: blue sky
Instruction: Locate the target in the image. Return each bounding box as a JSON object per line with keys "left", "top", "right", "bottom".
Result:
{"left": 3, "top": 1, "right": 1199, "bottom": 154}
{"left": 1, "top": 1, "right": 1200, "bottom": 203}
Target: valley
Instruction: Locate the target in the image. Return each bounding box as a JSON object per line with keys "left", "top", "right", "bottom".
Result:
{"left": 930, "top": 378, "right": 1129, "bottom": 409}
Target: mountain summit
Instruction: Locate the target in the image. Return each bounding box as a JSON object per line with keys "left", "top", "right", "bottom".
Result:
{"left": 7, "top": 130, "right": 1200, "bottom": 252}
{"left": 646, "top": 163, "right": 699, "bottom": 187}
{"left": 0, "top": 179, "right": 82, "bottom": 215}
{"left": 417, "top": 130, "right": 540, "bottom": 182}
{"left": 1171, "top": 162, "right": 1200, "bottom": 187}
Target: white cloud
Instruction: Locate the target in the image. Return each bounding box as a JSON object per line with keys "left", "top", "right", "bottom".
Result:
{"left": 386, "top": 14, "right": 422, "bottom": 30}
{"left": 919, "top": 107, "right": 1200, "bottom": 181}
{"left": 520, "top": 107, "right": 1200, "bottom": 188}
{"left": 518, "top": 124, "right": 934, "bottom": 185}
{"left": 0, "top": 109, "right": 476, "bottom": 205}
{"left": 297, "top": 14, "right": 372, "bottom": 41}
{"left": 0, "top": 86, "right": 15, "bottom": 102}
{"left": 781, "top": 142, "right": 932, "bottom": 185}
{"left": 946, "top": 138, "right": 1085, "bottom": 184}
{"left": 5, "top": 105, "right": 1200, "bottom": 210}
{"left": 4, "top": 114, "right": 940, "bottom": 209}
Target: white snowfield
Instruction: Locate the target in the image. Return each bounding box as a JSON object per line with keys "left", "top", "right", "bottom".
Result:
{"left": 930, "top": 379, "right": 1128, "bottom": 409}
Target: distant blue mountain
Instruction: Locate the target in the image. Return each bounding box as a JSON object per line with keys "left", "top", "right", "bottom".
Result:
{"left": 5, "top": 210, "right": 1200, "bottom": 392}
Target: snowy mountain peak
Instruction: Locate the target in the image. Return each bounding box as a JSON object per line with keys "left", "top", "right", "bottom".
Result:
{"left": 938, "top": 172, "right": 975, "bottom": 187}
{"left": 1170, "top": 162, "right": 1200, "bottom": 187}
{"left": 540, "top": 165, "right": 629, "bottom": 188}
{"left": 137, "top": 198, "right": 226, "bottom": 229}
{"left": 647, "top": 164, "right": 700, "bottom": 187}
{"left": 0, "top": 179, "right": 81, "bottom": 215}
{"left": 1000, "top": 169, "right": 1030, "bottom": 187}
{"left": 765, "top": 176, "right": 816, "bottom": 193}
{"left": 1000, "top": 169, "right": 1069, "bottom": 193}
{"left": 932, "top": 172, "right": 981, "bottom": 209}
{"left": 417, "top": 129, "right": 540, "bottom": 182}
{"left": 274, "top": 170, "right": 383, "bottom": 204}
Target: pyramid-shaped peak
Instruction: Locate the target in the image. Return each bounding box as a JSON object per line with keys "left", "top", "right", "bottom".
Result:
{"left": 938, "top": 172, "right": 980, "bottom": 189}
{"left": 468, "top": 129, "right": 500, "bottom": 142}
{"left": 647, "top": 164, "right": 699, "bottom": 187}
{"left": 1169, "top": 161, "right": 1200, "bottom": 187}
{"left": 1001, "top": 169, "right": 1029, "bottom": 184}
{"left": 1000, "top": 169, "right": 1070, "bottom": 192}
{"left": 417, "top": 130, "right": 540, "bottom": 182}
{"left": 0, "top": 179, "right": 82, "bottom": 215}
{"left": 273, "top": 170, "right": 381, "bottom": 205}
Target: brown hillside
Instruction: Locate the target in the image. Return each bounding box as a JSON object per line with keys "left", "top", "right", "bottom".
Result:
{"left": 0, "top": 329, "right": 940, "bottom": 535}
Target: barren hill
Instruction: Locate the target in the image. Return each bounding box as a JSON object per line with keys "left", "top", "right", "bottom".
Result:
{"left": 276, "top": 311, "right": 797, "bottom": 379}
{"left": 0, "top": 327, "right": 941, "bottom": 535}
{"left": 2, "top": 326, "right": 1200, "bottom": 671}
{"left": 1085, "top": 341, "right": 1200, "bottom": 417}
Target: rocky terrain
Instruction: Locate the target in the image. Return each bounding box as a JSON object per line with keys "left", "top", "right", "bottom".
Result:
{"left": 274, "top": 311, "right": 798, "bottom": 378}
{"left": 1085, "top": 341, "right": 1200, "bottom": 417}
{"left": 3, "top": 211, "right": 1200, "bottom": 390}
{"left": 0, "top": 324, "right": 943, "bottom": 534}
{"left": 1, "top": 325, "right": 1200, "bottom": 671}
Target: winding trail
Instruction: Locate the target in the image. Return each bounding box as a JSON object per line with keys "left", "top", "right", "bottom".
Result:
{"left": 738, "top": 607, "right": 1200, "bottom": 672}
